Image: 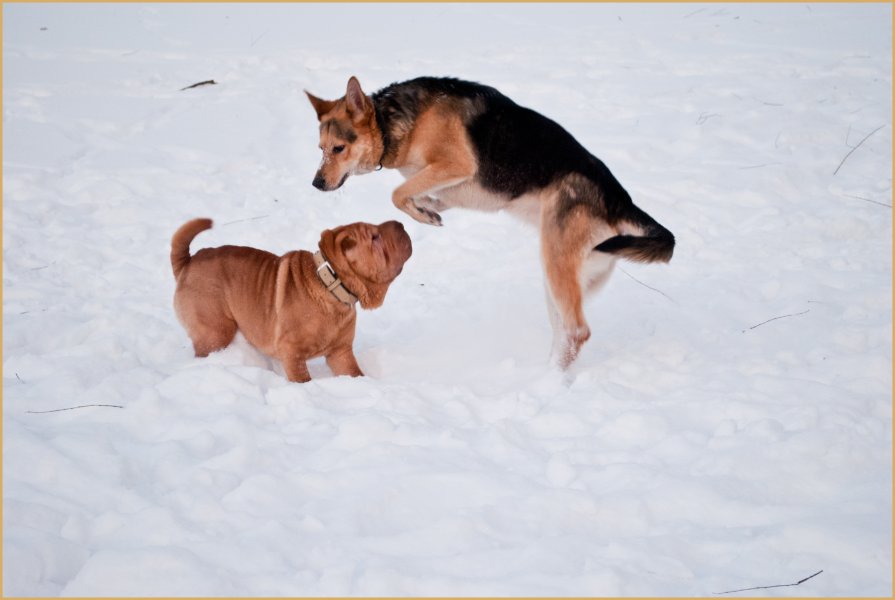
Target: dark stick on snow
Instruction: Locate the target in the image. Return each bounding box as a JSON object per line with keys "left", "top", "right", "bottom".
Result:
{"left": 180, "top": 79, "right": 217, "bottom": 91}
{"left": 714, "top": 569, "right": 823, "bottom": 595}
{"left": 619, "top": 268, "right": 675, "bottom": 303}
{"left": 738, "top": 162, "right": 783, "bottom": 170}
{"left": 27, "top": 404, "right": 124, "bottom": 414}
{"left": 222, "top": 215, "right": 269, "bottom": 226}
{"left": 833, "top": 124, "right": 885, "bottom": 175}
{"left": 743, "top": 309, "right": 810, "bottom": 333}
{"left": 842, "top": 193, "right": 892, "bottom": 208}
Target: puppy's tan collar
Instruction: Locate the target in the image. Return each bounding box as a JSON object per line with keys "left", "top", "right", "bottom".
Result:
{"left": 313, "top": 251, "right": 358, "bottom": 305}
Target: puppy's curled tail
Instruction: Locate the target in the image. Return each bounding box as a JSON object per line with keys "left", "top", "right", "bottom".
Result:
{"left": 596, "top": 204, "right": 675, "bottom": 263}
{"left": 171, "top": 218, "right": 213, "bottom": 277}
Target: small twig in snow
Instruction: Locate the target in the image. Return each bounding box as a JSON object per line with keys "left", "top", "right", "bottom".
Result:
{"left": 15, "top": 373, "right": 24, "bottom": 383}
{"left": 833, "top": 124, "right": 885, "bottom": 175}
{"left": 738, "top": 162, "right": 783, "bottom": 170}
{"left": 841, "top": 193, "right": 892, "bottom": 208}
{"left": 751, "top": 96, "right": 783, "bottom": 107}
{"left": 250, "top": 32, "right": 268, "bottom": 47}
{"left": 180, "top": 79, "right": 217, "bottom": 92}
{"left": 743, "top": 309, "right": 810, "bottom": 333}
{"left": 619, "top": 268, "right": 675, "bottom": 303}
{"left": 684, "top": 7, "right": 707, "bottom": 18}
{"left": 714, "top": 569, "right": 823, "bottom": 595}
{"left": 222, "top": 215, "right": 269, "bottom": 226}
{"left": 27, "top": 404, "right": 124, "bottom": 414}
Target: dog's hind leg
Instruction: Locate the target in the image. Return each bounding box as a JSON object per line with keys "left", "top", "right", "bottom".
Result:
{"left": 188, "top": 319, "right": 238, "bottom": 357}
{"left": 543, "top": 284, "right": 569, "bottom": 365}
{"left": 540, "top": 208, "right": 596, "bottom": 369}
{"left": 540, "top": 181, "right": 621, "bottom": 368}
{"left": 543, "top": 249, "right": 616, "bottom": 366}
{"left": 175, "top": 297, "right": 238, "bottom": 357}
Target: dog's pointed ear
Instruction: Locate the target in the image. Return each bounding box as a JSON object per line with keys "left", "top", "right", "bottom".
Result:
{"left": 345, "top": 76, "right": 369, "bottom": 118}
{"left": 305, "top": 90, "right": 336, "bottom": 120}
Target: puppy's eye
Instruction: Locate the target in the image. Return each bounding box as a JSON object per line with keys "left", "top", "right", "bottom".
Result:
{"left": 332, "top": 145, "right": 346, "bottom": 155}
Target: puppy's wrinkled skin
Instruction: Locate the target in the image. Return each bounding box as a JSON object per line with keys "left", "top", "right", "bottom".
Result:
{"left": 171, "top": 219, "right": 412, "bottom": 382}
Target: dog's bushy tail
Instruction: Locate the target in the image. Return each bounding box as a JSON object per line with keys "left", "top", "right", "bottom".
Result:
{"left": 171, "top": 218, "right": 213, "bottom": 278}
{"left": 595, "top": 204, "right": 675, "bottom": 263}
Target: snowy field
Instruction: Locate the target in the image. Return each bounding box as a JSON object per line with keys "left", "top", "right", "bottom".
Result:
{"left": 3, "top": 3, "right": 892, "bottom": 596}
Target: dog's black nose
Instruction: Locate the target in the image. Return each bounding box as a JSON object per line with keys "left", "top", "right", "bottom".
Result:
{"left": 312, "top": 176, "right": 326, "bottom": 190}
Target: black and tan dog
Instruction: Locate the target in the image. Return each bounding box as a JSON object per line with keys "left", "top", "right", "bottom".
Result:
{"left": 305, "top": 76, "right": 674, "bottom": 368}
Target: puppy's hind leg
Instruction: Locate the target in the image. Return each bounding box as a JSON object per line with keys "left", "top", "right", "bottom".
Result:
{"left": 176, "top": 298, "right": 238, "bottom": 357}
{"left": 188, "top": 320, "right": 237, "bottom": 357}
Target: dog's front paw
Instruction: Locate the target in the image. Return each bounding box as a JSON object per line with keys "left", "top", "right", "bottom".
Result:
{"left": 414, "top": 205, "right": 443, "bottom": 227}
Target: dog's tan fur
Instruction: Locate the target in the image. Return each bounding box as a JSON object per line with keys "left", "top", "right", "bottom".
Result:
{"left": 306, "top": 77, "right": 674, "bottom": 368}
{"left": 171, "top": 218, "right": 411, "bottom": 382}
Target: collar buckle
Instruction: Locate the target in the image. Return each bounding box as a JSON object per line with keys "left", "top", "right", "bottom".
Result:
{"left": 313, "top": 251, "right": 358, "bottom": 305}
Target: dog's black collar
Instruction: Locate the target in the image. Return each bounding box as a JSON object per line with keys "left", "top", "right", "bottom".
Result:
{"left": 312, "top": 250, "right": 358, "bottom": 305}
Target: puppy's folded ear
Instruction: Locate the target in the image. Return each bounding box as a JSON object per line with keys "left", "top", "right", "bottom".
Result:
{"left": 305, "top": 90, "right": 336, "bottom": 120}
{"left": 340, "top": 235, "right": 357, "bottom": 258}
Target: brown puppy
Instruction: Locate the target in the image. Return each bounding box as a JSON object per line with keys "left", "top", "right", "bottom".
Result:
{"left": 170, "top": 218, "right": 412, "bottom": 382}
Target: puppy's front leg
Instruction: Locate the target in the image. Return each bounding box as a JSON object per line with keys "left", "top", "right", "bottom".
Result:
{"left": 283, "top": 357, "right": 312, "bottom": 383}
{"left": 326, "top": 345, "right": 364, "bottom": 378}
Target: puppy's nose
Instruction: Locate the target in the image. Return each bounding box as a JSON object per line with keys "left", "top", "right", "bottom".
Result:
{"left": 312, "top": 175, "right": 326, "bottom": 190}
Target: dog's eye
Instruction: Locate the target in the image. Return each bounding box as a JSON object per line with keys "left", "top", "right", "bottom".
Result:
{"left": 332, "top": 145, "right": 346, "bottom": 155}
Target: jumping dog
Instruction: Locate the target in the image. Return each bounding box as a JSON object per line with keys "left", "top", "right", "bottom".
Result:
{"left": 306, "top": 76, "right": 674, "bottom": 368}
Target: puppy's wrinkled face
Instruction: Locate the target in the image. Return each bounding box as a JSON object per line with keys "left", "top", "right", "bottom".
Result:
{"left": 320, "top": 221, "right": 413, "bottom": 309}
{"left": 306, "top": 77, "right": 380, "bottom": 192}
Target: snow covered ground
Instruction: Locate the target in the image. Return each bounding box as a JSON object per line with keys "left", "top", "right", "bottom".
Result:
{"left": 3, "top": 2, "right": 892, "bottom": 596}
